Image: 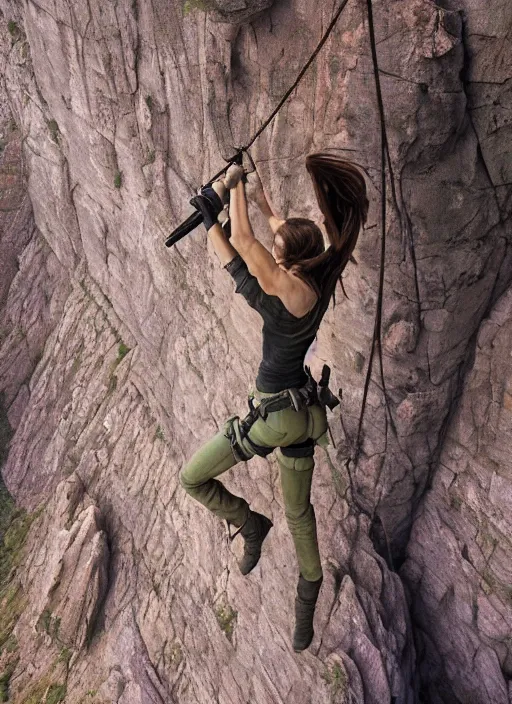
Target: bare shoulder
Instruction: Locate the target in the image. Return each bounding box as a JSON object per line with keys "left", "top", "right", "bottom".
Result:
{"left": 277, "top": 267, "right": 318, "bottom": 318}
{"left": 240, "top": 239, "right": 318, "bottom": 316}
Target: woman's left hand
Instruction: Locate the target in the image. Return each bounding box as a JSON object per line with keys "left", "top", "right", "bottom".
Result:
{"left": 224, "top": 164, "right": 245, "bottom": 189}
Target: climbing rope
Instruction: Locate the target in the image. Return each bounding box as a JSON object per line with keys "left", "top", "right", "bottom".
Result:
{"left": 241, "top": 1, "right": 351, "bottom": 153}
{"left": 166, "top": 1, "right": 351, "bottom": 245}
{"left": 353, "top": 0, "right": 392, "bottom": 461}
{"left": 341, "top": 0, "right": 398, "bottom": 570}
{"left": 203, "top": 0, "right": 351, "bottom": 186}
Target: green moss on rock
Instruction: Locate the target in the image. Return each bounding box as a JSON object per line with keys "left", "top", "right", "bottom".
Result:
{"left": 117, "top": 342, "right": 130, "bottom": 361}
{"left": 46, "top": 683, "right": 67, "bottom": 704}
{"left": 321, "top": 660, "right": 348, "bottom": 699}
{"left": 183, "top": 0, "right": 212, "bottom": 15}
{"left": 214, "top": 602, "right": 237, "bottom": 642}
{"left": 0, "top": 484, "right": 45, "bottom": 699}
{"left": 0, "top": 659, "right": 18, "bottom": 701}
{"left": 7, "top": 20, "right": 19, "bottom": 37}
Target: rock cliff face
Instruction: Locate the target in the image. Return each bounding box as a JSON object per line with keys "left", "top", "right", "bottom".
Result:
{"left": 0, "top": 0, "right": 510, "bottom": 702}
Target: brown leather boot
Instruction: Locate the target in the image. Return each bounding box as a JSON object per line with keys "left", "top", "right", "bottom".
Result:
{"left": 293, "top": 574, "right": 323, "bottom": 652}
{"left": 233, "top": 510, "right": 273, "bottom": 575}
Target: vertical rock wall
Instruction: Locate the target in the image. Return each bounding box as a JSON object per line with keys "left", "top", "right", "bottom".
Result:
{"left": 400, "top": 2, "right": 512, "bottom": 701}
{"left": 0, "top": 0, "right": 510, "bottom": 702}
{"left": 403, "top": 287, "right": 512, "bottom": 703}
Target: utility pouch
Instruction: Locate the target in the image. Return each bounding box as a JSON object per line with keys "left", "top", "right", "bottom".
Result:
{"left": 317, "top": 364, "right": 341, "bottom": 411}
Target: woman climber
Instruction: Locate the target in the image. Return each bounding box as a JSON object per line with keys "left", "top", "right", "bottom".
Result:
{"left": 179, "top": 153, "right": 368, "bottom": 652}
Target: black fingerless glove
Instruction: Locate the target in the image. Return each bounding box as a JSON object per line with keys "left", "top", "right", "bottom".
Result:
{"left": 189, "top": 186, "right": 224, "bottom": 231}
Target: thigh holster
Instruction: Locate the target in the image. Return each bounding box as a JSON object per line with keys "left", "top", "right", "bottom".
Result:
{"left": 277, "top": 443, "right": 315, "bottom": 472}
{"left": 281, "top": 439, "right": 315, "bottom": 458}
{"left": 279, "top": 439, "right": 316, "bottom": 472}
{"left": 224, "top": 414, "right": 274, "bottom": 462}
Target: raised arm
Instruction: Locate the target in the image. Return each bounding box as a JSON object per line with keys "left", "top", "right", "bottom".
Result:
{"left": 207, "top": 222, "right": 238, "bottom": 267}
{"left": 229, "top": 179, "right": 289, "bottom": 297}
{"left": 204, "top": 166, "right": 288, "bottom": 299}
{"left": 245, "top": 168, "right": 285, "bottom": 234}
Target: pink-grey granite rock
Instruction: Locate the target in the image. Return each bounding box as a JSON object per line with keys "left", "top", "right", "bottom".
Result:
{"left": 0, "top": 0, "right": 511, "bottom": 702}
{"left": 402, "top": 285, "right": 512, "bottom": 703}
{"left": 21, "top": 475, "right": 109, "bottom": 652}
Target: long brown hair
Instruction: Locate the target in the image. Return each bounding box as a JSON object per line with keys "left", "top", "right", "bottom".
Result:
{"left": 277, "top": 153, "right": 368, "bottom": 313}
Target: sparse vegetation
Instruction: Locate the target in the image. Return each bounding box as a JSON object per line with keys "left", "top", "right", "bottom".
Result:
{"left": 71, "top": 347, "right": 83, "bottom": 374}
{"left": 145, "top": 95, "right": 153, "bottom": 111}
{"left": 2, "top": 634, "right": 17, "bottom": 654}
{"left": 0, "top": 485, "right": 45, "bottom": 700}
{"left": 155, "top": 425, "right": 165, "bottom": 441}
{"left": 183, "top": 0, "right": 211, "bottom": 15}
{"left": 353, "top": 351, "right": 365, "bottom": 373}
{"left": 20, "top": 675, "right": 65, "bottom": 704}
{"left": 38, "top": 608, "right": 52, "bottom": 634}
{"left": 480, "top": 568, "right": 512, "bottom": 605}
{"left": 169, "top": 641, "right": 183, "bottom": 668}
{"left": 330, "top": 463, "right": 347, "bottom": 496}
{"left": 117, "top": 342, "right": 130, "bottom": 361}
{"left": 0, "top": 498, "right": 44, "bottom": 584}
{"left": 214, "top": 602, "right": 237, "bottom": 642}
{"left": 107, "top": 342, "right": 131, "bottom": 393}
{"left": 477, "top": 526, "right": 498, "bottom": 556}
{"left": 0, "top": 660, "right": 17, "bottom": 702}
{"left": 7, "top": 20, "right": 19, "bottom": 37}
{"left": 322, "top": 660, "right": 348, "bottom": 699}
{"left": 147, "top": 149, "right": 155, "bottom": 164}
{"left": 58, "top": 647, "right": 73, "bottom": 667}
{"left": 0, "top": 584, "right": 25, "bottom": 656}
{"left": 37, "top": 608, "right": 61, "bottom": 640}
{"left": 114, "top": 171, "right": 122, "bottom": 189}
{"left": 45, "top": 683, "right": 67, "bottom": 704}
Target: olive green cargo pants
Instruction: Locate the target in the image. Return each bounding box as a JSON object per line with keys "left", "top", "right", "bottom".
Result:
{"left": 180, "top": 389, "right": 328, "bottom": 582}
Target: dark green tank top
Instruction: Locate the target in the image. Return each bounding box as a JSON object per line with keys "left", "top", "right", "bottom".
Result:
{"left": 224, "top": 254, "right": 328, "bottom": 393}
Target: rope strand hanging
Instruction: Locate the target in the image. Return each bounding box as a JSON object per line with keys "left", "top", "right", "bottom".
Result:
{"left": 165, "top": 0, "right": 352, "bottom": 239}
{"left": 352, "top": 0, "right": 397, "bottom": 466}
{"left": 340, "top": 0, "right": 398, "bottom": 573}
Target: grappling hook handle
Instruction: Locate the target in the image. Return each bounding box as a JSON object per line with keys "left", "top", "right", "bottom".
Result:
{"left": 164, "top": 149, "right": 246, "bottom": 248}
